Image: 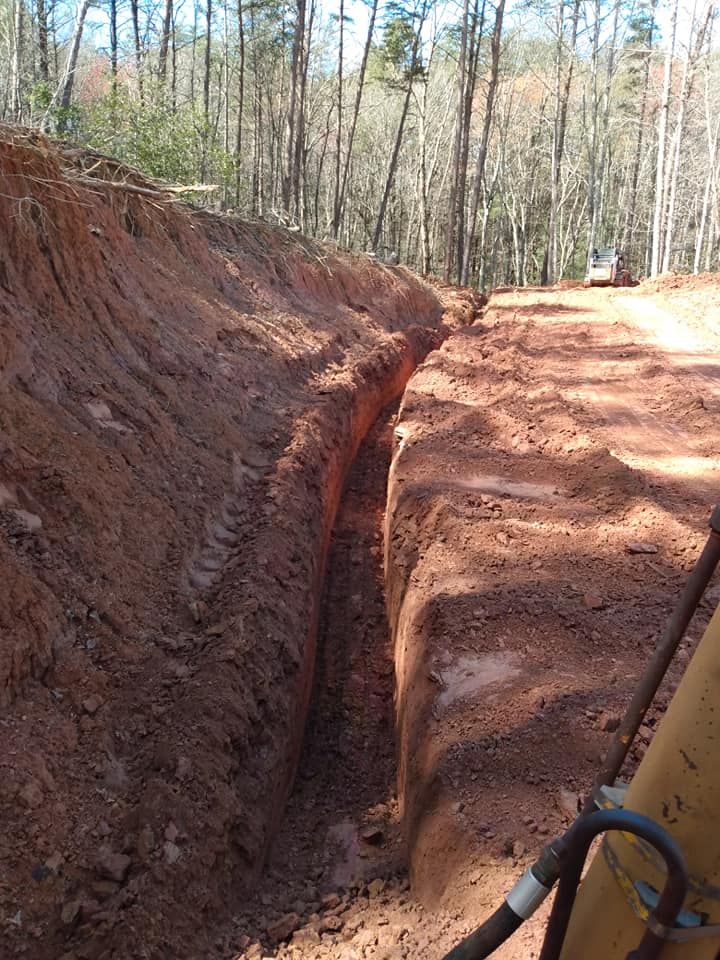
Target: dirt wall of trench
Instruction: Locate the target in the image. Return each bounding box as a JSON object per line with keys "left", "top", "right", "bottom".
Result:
{"left": 230, "top": 326, "right": 448, "bottom": 870}
{"left": 0, "top": 126, "right": 480, "bottom": 959}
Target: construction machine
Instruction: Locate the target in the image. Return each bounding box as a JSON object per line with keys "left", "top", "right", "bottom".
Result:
{"left": 585, "top": 246, "right": 632, "bottom": 287}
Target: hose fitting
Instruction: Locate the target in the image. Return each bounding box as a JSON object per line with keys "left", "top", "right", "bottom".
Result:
{"left": 505, "top": 845, "right": 561, "bottom": 920}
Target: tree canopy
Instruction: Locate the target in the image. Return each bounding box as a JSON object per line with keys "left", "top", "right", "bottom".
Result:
{"left": 2, "top": 0, "right": 719, "bottom": 286}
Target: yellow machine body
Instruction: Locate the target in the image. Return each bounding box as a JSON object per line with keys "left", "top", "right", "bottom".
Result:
{"left": 559, "top": 603, "right": 720, "bottom": 958}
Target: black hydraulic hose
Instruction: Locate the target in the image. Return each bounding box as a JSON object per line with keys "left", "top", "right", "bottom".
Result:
{"left": 582, "top": 503, "right": 720, "bottom": 815}
{"left": 439, "top": 845, "right": 561, "bottom": 960}
{"left": 441, "top": 902, "right": 523, "bottom": 960}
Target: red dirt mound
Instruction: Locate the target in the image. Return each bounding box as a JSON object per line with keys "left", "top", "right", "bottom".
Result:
{"left": 638, "top": 270, "right": 720, "bottom": 293}
{"left": 0, "top": 126, "right": 480, "bottom": 959}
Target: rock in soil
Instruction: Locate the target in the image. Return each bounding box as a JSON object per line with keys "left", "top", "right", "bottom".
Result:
{"left": 267, "top": 914, "right": 301, "bottom": 943}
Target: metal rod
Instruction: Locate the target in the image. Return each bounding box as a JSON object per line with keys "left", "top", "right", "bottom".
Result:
{"left": 581, "top": 504, "right": 720, "bottom": 815}
{"left": 538, "top": 810, "right": 688, "bottom": 960}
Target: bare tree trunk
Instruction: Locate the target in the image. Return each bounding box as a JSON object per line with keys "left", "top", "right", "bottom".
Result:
{"left": 333, "top": 0, "right": 379, "bottom": 239}
{"left": 650, "top": 0, "right": 678, "bottom": 277}
{"left": 159, "top": 0, "right": 174, "bottom": 85}
{"left": 461, "top": 0, "right": 506, "bottom": 286}
{"left": 130, "top": 0, "right": 144, "bottom": 101}
{"left": 199, "top": 0, "right": 213, "bottom": 181}
{"left": 707, "top": 193, "right": 718, "bottom": 271}
{"left": 371, "top": 0, "right": 428, "bottom": 253}
{"left": 109, "top": 0, "right": 118, "bottom": 96}
{"left": 250, "top": 1, "right": 261, "bottom": 212}
{"left": 234, "top": 0, "right": 246, "bottom": 205}
{"left": 283, "top": 0, "right": 307, "bottom": 217}
{"left": 542, "top": 0, "right": 580, "bottom": 286}
{"left": 190, "top": 0, "right": 198, "bottom": 102}
{"left": 315, "top": 101, "right": 333, "bottom": 233}
{"left": 419, "top": 102, "right": 431, "bottom": 273}
{"left": 585, "top": 0, "right": 621, "bottom": 277}
{"left": 622, "top": 1, "right": 656, "bottom": 266}
{"left": 331, "top": 0, "right": 344, "bottom": 237}
{"left": 52, "top": 1, "right": 59, "bottom": 80}
{"left": 694, "top": 153, "right": 716, "bottom": 273}
{"left": 295, "top": 0, "right": 315, "bottom": 226}
{"left": 271, "top": 62, "right": 285, "bottom": 209}
{"left": 171, "top": 4, "right": 178, "bottom": 108}
{"left": 204, "top": 0, "right": 213, "bottom": 124}
{"left": 584, "top": 0, "right": 602, "bottom": 273}
{"left": 372, "top": 86, "right": 413, "bottom": 251}
{"left": 443, "top": 0, "right": 470, "bottom": 280}
{"left": 456, "top": 0, "right": 486, "bottom": 279}
{"left": 662, "top": 1, "right": 710, "bottom": 273}
{"left": 11, "top": 0, "right": 24, "bottom": 122}
{"left": 694, "top": 57, "right": 720, "bottom": 273}
{"left": 221, "top": 0, "right": 231, "bottom": 206}
{"left": 37, "top": 0, "right": 49, "bottom": 83}
{"left": 416, "top": 33, "right": 441, "bottom": 272}
{"left": 43, "top": 0, "right": 92, "bottom": 131}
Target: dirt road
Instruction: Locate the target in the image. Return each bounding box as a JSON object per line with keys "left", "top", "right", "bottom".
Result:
{"left": 226, "top": 277, "right": 720, "bottom": 960}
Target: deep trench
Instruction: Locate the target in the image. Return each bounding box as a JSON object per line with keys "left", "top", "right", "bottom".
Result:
{"left": 233, "top": 402, "right": 404, "bottom": 939}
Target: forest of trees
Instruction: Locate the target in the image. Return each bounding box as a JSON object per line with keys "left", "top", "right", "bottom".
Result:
{"left": 1, "top": 0, "right": 718, "bottom": 287}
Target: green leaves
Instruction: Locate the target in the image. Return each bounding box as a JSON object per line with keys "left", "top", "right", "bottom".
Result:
{"left": 382, "top": 14, "right": 417, "bottom": 72}
{"left": 79, "top": 93, "right": 204, "bottom": 185}
{"left": 379, "top": 0, "right": 429, "bottom": 84}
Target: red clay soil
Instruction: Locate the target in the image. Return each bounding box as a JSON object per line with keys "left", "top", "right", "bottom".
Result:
{"left": 0, "top": 127, "right": 480, "bottom": 960}
{"left": 214, "top": 276, "right": 720, "bottom": 960}
{"left": 218, "top": 409, "right": 487, "bottom": 960}
{"left": 385, "top": 279, "right": 720, "bottom": 957}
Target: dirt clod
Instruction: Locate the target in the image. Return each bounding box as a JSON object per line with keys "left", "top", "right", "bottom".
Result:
{"left": 367, "top": 879, "right": 386, "bottom": 899}
{"left": 320, "top": 914, "right": 344, "bottom": 933}
{"left": 627, "top": 541, "right": 659, "bottom": 554}
{"left": 292, "top": 927, "right": 321, "bottom": 947}
{"left": 558, "top": 789, "right": 582, "bottom": 819}
{"left": 266, "top": 913, "right": 301, "bottom": 943}
{"left": 361, "top": 826, "right": 385, "bottom": 846}
{"left": 60, "top": 901, "right": 81, "bottom": 927}
{"left": 599, "top": 712, "right": 622, "bottom": 733}
{"left": 163, "top": 841, "right": 182, "bottom": 865}
{"left": 45, "top": 852, "right": 63, "bottom": 875}
{"left": 95, "top": 850, "right": 132, "bottom": 884}
{"left": 81, "top": 696, "right": 103, "bottom": 716}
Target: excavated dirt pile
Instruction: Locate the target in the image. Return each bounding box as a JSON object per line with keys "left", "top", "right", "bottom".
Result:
{"left": 0, "top": 126, "right": 480, "bottom": 959}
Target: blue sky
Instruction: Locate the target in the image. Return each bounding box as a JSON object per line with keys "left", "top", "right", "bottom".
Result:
{"left": 82, "top": 0, "right": 700, "bottom": 64}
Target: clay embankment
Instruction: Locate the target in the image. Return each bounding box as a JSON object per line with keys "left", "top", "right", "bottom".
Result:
{"left": 0, "top": 127, "right": 479, "bottom": 959}
{"left": 385, "top": 281, "right": 720, "bottom": 957}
